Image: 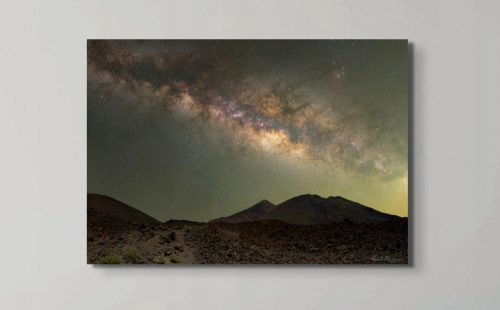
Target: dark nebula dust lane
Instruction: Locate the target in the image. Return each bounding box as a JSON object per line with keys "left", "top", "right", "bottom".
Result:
{"left": 87, "top": 40, "right": 408, "bottom": 221}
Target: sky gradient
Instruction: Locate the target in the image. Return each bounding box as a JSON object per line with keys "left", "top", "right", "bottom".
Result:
{"left": 87, "top": 40, "right": 408, "bottom": 222}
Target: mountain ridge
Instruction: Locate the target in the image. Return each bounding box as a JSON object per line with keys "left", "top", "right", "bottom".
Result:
{"left": 88, "top": 193, "right": 402, "bottom": 226}
{"left": 87, "top": 193, "right": 160, "bottom": 226}
{"left": 210, "top": 194, "right": 401, "bottom": 225}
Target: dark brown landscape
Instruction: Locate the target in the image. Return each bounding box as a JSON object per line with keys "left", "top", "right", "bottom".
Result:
{"left": 87, "top": 193, "right": 408, "bottom": 264}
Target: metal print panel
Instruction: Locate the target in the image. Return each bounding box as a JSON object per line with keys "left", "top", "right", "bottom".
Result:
{"left": 87, "top": 40, "right": 408, "bottom": 264}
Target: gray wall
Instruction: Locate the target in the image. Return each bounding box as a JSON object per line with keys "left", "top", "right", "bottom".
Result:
{"left": 1, "top": 0, "right": 499, "bottom": 308}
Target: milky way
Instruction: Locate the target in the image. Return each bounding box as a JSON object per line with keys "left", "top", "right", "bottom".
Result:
{"left": 88, "top": 40, "right": 408, "bottom": 221}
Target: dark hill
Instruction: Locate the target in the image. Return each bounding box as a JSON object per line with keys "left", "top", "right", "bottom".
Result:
{"left": 87, "top": 194, "right": 159, "bottom": 231}
{"left": 211, "top": 194, "right": 400, "bottom": 225}
{"left": 210, "top": 200, "right": 276, "bottom": 223}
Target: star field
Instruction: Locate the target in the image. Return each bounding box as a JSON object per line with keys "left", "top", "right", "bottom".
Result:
{"left": 88, "top": 40, "right": 408, "bottom": 221}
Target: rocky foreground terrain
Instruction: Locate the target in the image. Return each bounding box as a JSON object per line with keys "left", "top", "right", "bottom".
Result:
{"left": 88, "top": 194, "right": 408, "bottom": 264}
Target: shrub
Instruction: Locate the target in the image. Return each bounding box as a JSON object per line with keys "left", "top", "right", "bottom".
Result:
{"left": 122, "top": 246, "right": 141, "bottom": 263}
{"left": 152, "top": 257, "right": 166, "bottom": 264}
{"left": 100, "top": 254, "right": 123, "bottom": 264}
{"left": 169, "top": 256, "right": 182, "bottom": 264}
{"left": 169, "top": 232, "right": 176, "bottom": 241}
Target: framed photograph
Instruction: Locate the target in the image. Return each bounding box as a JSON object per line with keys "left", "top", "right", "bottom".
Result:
{"left": 87, "top": 40, "right": 408, "bottom": 264}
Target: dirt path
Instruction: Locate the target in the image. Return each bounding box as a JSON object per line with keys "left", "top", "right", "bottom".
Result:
{"left": 167, "top": 227, "right": 196, "bottom": 264}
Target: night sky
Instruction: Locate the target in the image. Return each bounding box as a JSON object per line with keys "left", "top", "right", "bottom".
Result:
{"left": 87, "top": 40, "right": 408, "bottom": 222}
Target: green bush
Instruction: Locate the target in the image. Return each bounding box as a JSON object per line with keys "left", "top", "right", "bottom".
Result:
{"left": 169, "top": 256, "right": 182, "bottom": 264}
{"left": 152, "top": 257, "right": 166, "bottom": 264}
{"left": 122, "top": 246, "right": 141, "bottom": 263}
{"left": 100, "top": 254, "right": 123, "bottom": 264}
